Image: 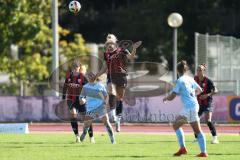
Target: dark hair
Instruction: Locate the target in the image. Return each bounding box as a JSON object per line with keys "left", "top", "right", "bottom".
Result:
{"left": 177, "top": 60, "right": 188, "bottom": 74}
{"left": 71, "top": 60, "right": 81, "bottom": 69}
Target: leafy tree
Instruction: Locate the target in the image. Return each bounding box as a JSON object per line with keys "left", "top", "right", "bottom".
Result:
{"left": 0, "top": 0, "right": 89, "bottom": 95}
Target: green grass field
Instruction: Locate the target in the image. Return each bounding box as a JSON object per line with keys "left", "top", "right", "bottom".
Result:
{"left": 0, "top": 133, "right": 239, "bottom": 160}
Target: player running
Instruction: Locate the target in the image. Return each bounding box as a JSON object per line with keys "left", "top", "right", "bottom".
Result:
{"left": 163, "top": 60, "right": 208, "bottom": 157}
{"left": 79, "top": 72, "right": 116, "bottom": 144}
{"left": 62, "top": 61, "right": 95, "bottom": 143}
{"left": 95, "top": 34, "right": 142, "bottom": 132}
{"left": 194, "top": 64, "right": 219, "bottom": 144}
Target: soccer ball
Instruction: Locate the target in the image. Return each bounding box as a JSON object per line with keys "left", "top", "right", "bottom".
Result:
{"left": 69, "top": 1, "right": 81, "bottom": 14}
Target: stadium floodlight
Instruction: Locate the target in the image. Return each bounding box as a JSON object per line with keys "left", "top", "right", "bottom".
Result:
{"left": 167, "top": 13, "right": 183, "bottom": 28}
{"left": 167, "top": 13, "right": 183, "bottom": 81}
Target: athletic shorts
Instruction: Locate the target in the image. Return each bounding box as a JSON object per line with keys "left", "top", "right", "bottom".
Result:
{"left": 67, "top": 99, "right": 86, "bottom": 113}
{"left": 198, "top": 104, "right": 213, "bottom": 117}
{"left": 179, "top": 107, "right": 200, "bottom": 123}
{"left": 107, "top": 73, "right": 127, "bottom": 88}
{"left": 86, "top": 105, "right": 107, "bottom": 119}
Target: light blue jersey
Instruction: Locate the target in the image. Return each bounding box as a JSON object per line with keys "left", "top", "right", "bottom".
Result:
{"left": 80, "top": 82, "right": 108, "bottom": 112}
{"left": 172, "top": 75, "right": 201, "bottom": 109}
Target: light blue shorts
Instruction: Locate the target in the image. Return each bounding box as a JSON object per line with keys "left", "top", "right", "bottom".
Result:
{"left": 86, "top": 105, "right": 107, "bottom": 119}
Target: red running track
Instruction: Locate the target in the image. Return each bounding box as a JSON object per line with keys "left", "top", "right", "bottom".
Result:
{"left": 29, "top": 123, "right": 240, "bottom": 134}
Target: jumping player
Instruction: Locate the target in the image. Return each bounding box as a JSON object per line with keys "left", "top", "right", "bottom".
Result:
{"left": 95, "top": 34, "right": 142, "bottom": 132}
{"left": 62, "top": 61, "right": 95, "bottom": 143}
{"left": 163, "top": 60, "right": 208, "bottom": 157}
{"left": 79, "top": 72, "right": 116, "bottom": 144}
{"left": 194, "top": 64, "right": 219, "bottom": 144}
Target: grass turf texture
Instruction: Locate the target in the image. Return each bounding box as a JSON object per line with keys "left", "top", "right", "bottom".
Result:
{"left": 0, "top": 133, "right": 239, "bottom": 160}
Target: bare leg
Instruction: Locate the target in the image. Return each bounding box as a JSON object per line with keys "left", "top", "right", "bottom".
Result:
{"left": 80, "top": 117, "right": 92, "bottom": 142}
{"left": 101, "top": 114, "right": 115, "bottom": 144}
{"left": 190, "top": 121, "right": 207, "bottom": 154}
{"left": 204, "top": 111, "right": 218, "bottom": 143}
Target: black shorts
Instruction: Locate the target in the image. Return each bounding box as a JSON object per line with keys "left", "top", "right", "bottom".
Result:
{"left": 107, "top": 73, "right": 127, "bottom": 88}
{"left": 198, "top": 104, "right": 213, "bottom": 117}
{"left": 67, "top": 99, "right": 86, "bottom": 113}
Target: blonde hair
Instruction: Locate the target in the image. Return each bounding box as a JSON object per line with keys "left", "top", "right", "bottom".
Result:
{"left": 198, "top": 63, "right": 207, "bottom": 71}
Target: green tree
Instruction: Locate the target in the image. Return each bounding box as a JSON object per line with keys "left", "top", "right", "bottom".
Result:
{"left": 0, "top": 0, "right": 89, "bottom": 95}
{"left": 0, "top": 0, "right": 88, "bottom": 81}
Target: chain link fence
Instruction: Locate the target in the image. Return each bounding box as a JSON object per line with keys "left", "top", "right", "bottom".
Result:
{"left": 195, "top": 32, "right": 240, "bottom": 95}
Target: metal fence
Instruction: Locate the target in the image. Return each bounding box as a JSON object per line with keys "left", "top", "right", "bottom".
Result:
{"left": 195, "top": 33, "right": 240, "bottom": 95}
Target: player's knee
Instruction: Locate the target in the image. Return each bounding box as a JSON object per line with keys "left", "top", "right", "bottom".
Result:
{"left": 116, "top": 93, "right": 124, "bottom": 100}
{"left": 195, "top": 130, "right": 201, "bottom": 135}
{"left": 116, "top": 93, "right": 124, "bottom": 99}
{"left": 107, "top": 84, "right": 114, "bottom": 94}
{"left": 70, "top": 117, "right": 77, "bottom": 122}
{"left": 102, "top": 119, "right": 107, "bottom": 125}
{"left": 71, "top": 113, "right": 77, "bottom": 119}
{"left": 206, "top": 121, "right": 212, "bottom": 126}
{"left": 116, "top": 97, "right": 123, "bottom": 101}
{"left": 205, "top": 116, "right": 211, "bottom": 122}
{"left": 173, "top": 123, "right": 179, "bottom": 131}
{"left": 84, "top": 121, "right": 91, "bottom": 128}
{"left": 108, "top": 90, "right": 113, "bottom": 95}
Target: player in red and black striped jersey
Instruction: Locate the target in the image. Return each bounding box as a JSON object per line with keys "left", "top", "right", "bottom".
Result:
{"left": 62, "top": 61, "right": 95, "bottom": 143}
{"left": 95, "top": 34, "right": 142, "bottom": 132}
{"left": 194, "top": 64, "right": 219, "bottom": 144}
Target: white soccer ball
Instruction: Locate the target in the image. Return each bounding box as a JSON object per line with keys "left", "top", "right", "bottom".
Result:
{"left": 69, "top": 1, "right": 81, "bottom": 14}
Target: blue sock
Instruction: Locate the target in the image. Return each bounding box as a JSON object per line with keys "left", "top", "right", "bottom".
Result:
{"left": 197, "top": 132, "right": 207, "bottom": 153}
{"left": 175, "top": 128, "right": 185, "bottom": 148}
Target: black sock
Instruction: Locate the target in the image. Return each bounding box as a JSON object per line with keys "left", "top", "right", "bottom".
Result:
{"left": 109, "top": 94, "right": 116, "bottom": 110}
{"left": 116, "top": 100, "right": 123, "bottom": 117}
{"left": 207, "top": 121, "right": 217, "bottom": 136}
{"left": 88, "top": 124, "right": 93, "bottom": 138}
{"left": 70, "top": 118, "right": 78, "bottom": 135}
{"left": 194, "top": 133, "right": 197, "bottom": 139}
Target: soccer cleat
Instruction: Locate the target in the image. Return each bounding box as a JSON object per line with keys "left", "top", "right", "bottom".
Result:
{"left": 196, "top": 153, "right": 208, "bottom": 157}
{"left": 110, "top": 137, "right": 116, "bottom": 144}
{"left": 211, "top": 136, "right": 219, "bottom": 144}
{"left": 76, "top": 135, "right": 80, "bottom": 143}
{"left": 173, "top": 147, "right": 187, "bottom": 156}
{"left": 90, "top": 137, "right": 95, "bottom": 144}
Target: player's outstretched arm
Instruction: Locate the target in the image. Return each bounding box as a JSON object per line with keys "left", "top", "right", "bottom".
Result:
{"left": 127, "top": 41, "right": 142, "bottom": 60}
